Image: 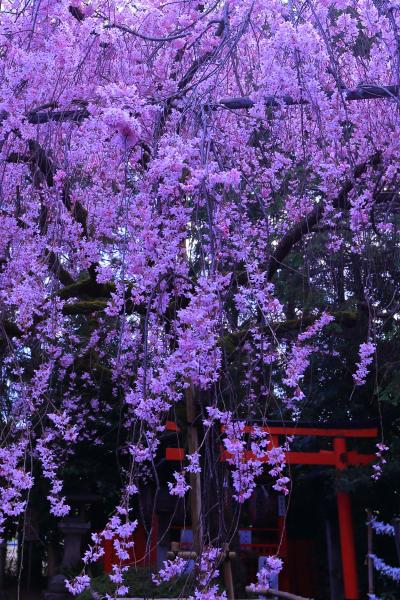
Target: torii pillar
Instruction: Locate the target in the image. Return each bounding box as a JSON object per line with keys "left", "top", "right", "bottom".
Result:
{"left": 334, "top": 438, "right": 359, "bottom": 600}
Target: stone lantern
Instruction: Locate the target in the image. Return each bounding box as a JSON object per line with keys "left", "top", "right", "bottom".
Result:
{"left": 44, "top": 492, "right": 99, "bottom": 600}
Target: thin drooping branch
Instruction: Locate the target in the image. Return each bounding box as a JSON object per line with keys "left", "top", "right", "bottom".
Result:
{"left": 267, "top": 153, "right": 382, "bottom": 280}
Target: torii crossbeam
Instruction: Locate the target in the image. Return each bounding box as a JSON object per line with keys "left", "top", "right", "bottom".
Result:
{"left": 165, "top": 421, "right": 378, "bottom": 600}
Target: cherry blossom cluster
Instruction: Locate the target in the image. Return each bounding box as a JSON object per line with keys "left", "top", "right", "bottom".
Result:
{"left": 372, "top": 443, "right": 389, "bottom": 481}
{"left": 98, "top": 511, "right": 137, "bottom": 591}
{"left": 67, "top": 508, "right": 137, "bottom": 596}
{"left": 0, "top": 441, "right": 34, "bottom": 542}
{"left": 188, "top": 588, "right": 227, "bottom": 600}
{"left": 188, "top": 547, "right": 227, "bottom": 600}
{"left": 369, "top": 554, "right": 400, "bottom": 583}
{"left": 152, "top": 556, "right": 187, "bottom": 585}
{"left": 353, "top": 342, "right": 376, "bottom": 386}
{"left": 368, "top": 515, "right": 395, "bottom": 536}
{"left": 167, "top": 471, "right": 191, "bottom": 498}
{"left": 205, "top": 408, "right": 261, "bottom": 502}
{"left": 167, "top": 452, "right": 201, "bottom": 497}
{"left": 248, "top": 556, "right": 283, "bottom": 592}
{"left": 265, "top": 445, "right": 290, "bottom": 495}
{"left": 205, "top": 410, "right": 290, "bottom": 500}
{"left": 283, "top": 313, "right": 334, "bottom": 410}
{"left": 0, "top": 0, "right": 399, "bottom": 588}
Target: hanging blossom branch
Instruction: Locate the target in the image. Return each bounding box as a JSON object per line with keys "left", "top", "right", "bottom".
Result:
{"left": 2, "top": 0, "right": 400, "bottom": 588}
{"left": 66, "top": 507, "right": 138, "bottom": 597}
{"left": 368, "top": 554, "right": 400, "bottom": 583}
{"left": 353, "top": 341, "right": 376, "bottom": 386}
{"left": 368, "top": 515, "right": 395, "bottom": 536}
{"left": 371, "top": 442, "right": 389, "bottom": 481}
{"left": 283, "top": 313, "right": 335, "bottom": 412}
{"left": 204, "top": 410, "right": 290, "bottom": 500}
{"left": 189, "top": 546, "right": 227, "bottom": 600}
{"left": 248, "top": 556, "right": 283, "bottom": 593}
{"left": 167, "top": 451, "right": 201, "bottom": 497}
{"left": 36, "top": 411, "right": 79, "bottom": 517}
{"left": 152, "top": 556, "right": 187, "bottom": 585}
{"left": 0, "top": 440, "right": 34, "bottom": 542}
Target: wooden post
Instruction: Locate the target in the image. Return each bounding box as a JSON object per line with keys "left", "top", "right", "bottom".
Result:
{"left": 334, "top": 438, "right": 359, "bottom": 600}
{"left": 392, "top": 518, "right": 400, "bottom": 564}
{"left": 0, "top": 541, "right": 5, "bottom": 592}
{"left": 185, "top": 383, "right": 203, "bottom": 554}
{"left": 367, "top": 512, "right": 374, "bottom": 596}
{"left": 222, "top": 543, "right": 235, "bottom": 600}
{"left": 185, "top": 384, "right": 235, "bottom": 598}
{"left": 336, "top": 492, "right": 359, "bottom": 600}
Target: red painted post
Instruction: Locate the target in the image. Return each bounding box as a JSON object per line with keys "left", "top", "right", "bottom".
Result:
{"left": 103, "top": 538, "right": 113, "bottom": 573}
{"left": 334, "top": 438, "right": 359, "bottom": 600}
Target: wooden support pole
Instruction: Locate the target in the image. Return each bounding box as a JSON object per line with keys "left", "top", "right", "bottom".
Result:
{"left": 185, "top": 383, "right": 203, "bottom": 555}
{"left": 367, "top": 512, "right": 374, "bottom": 596}
{"left": 392, "top": 518, "right": 400, "bottom": 564}
{"left": 184, "top": 384, "right": 235, "bottom": 598}
{"left": 337, "top": 491, "right": 359, "bottom": 600}
{"left": 222, "top": 543, "right": 235, "bottom": 600}
{"left": 334, "top": 438, "right": 359, "bottom": 600}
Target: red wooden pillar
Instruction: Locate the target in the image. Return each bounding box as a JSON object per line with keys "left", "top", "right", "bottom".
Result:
{"left": 103, "top": 538, "right": 113, "bottom": 573}
{"left": 334, "top": 438, "right": 359, "bottom": 600}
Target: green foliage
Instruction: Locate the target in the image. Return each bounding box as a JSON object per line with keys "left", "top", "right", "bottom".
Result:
{"left": 378, "top": 362, "right": 400, "bottom": 406}
{"left": 76, "top": 567, "right": 195, "bottom": 600}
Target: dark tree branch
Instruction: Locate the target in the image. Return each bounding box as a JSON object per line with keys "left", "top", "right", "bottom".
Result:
{"left": 62, "top": 300, "right": 109, "bottom": 315}
{"left": 21, "top": 84, "right": 400, "bottom": 127}
{"left": 27, "top": 107, "right": 89, "bottom": 124}
{"left": 219, "top": 84, "right": 400, "bottom": 110}
{"left": 68, "top": 5, "right": 85, "bottom": 21}
{"left": 45, "top": 250, "right": 75, "bottom": 286}
{"left": 28, "top": 140, "right": 55, "bottom": 187}
{"left": 268, "top": 204, "right": 323, "bottom": 280}
{"left": 267, "top": 153, "right": 382, "bottom": 280}
{"left": 58, "top": 278, "right": 115, "bottom": 300}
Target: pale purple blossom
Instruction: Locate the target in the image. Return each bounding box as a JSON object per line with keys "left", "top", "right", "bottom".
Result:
{"left": 65, "top": 575, "right": 91, "bottom": 596}
{"left": 368, "top": 516, "right": 395, "bottom": 536}
{"left": 152, "top": 557, "right": 186, "bottom": 585}
{"left": 168, "top": 471, "right": 191, "bottom": 497}
{"left": 248, "top": 556, "right": 283, "bottom": 592}
{"left": 353, "top": 342, "right": 375, "bottom": 386}
{"left": 369, "top": 554, "right": 400, "bottom": 582}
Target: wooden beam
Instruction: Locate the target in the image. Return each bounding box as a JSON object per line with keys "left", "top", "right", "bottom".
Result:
{"left": 241, "top": 425, "right": 378, "bottom": 438}
{"left": 167, "top": 447, "right": 375, "bottom": 466}
{"left": 185, "top": 384, "right": 203, "bottom": 554}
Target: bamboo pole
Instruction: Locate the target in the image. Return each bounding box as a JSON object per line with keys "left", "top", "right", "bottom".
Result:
{"left": 245, "top": 587, "right": 314, "bottom": 600}
{"left": 392, "top": 518, "right": 400, "bottom": 564}
{"left": 223, "top": 554, "right": 235, "bottom": 600}
{"left": 367, "top": 511, "right": 374, "bottom": 596}
{"left": 185, "top": 383, "right": 203, "bottom": 555}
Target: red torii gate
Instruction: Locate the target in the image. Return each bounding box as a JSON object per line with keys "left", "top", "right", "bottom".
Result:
{"left": 165, "top": 421, "right": 378, "bottom": 600}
